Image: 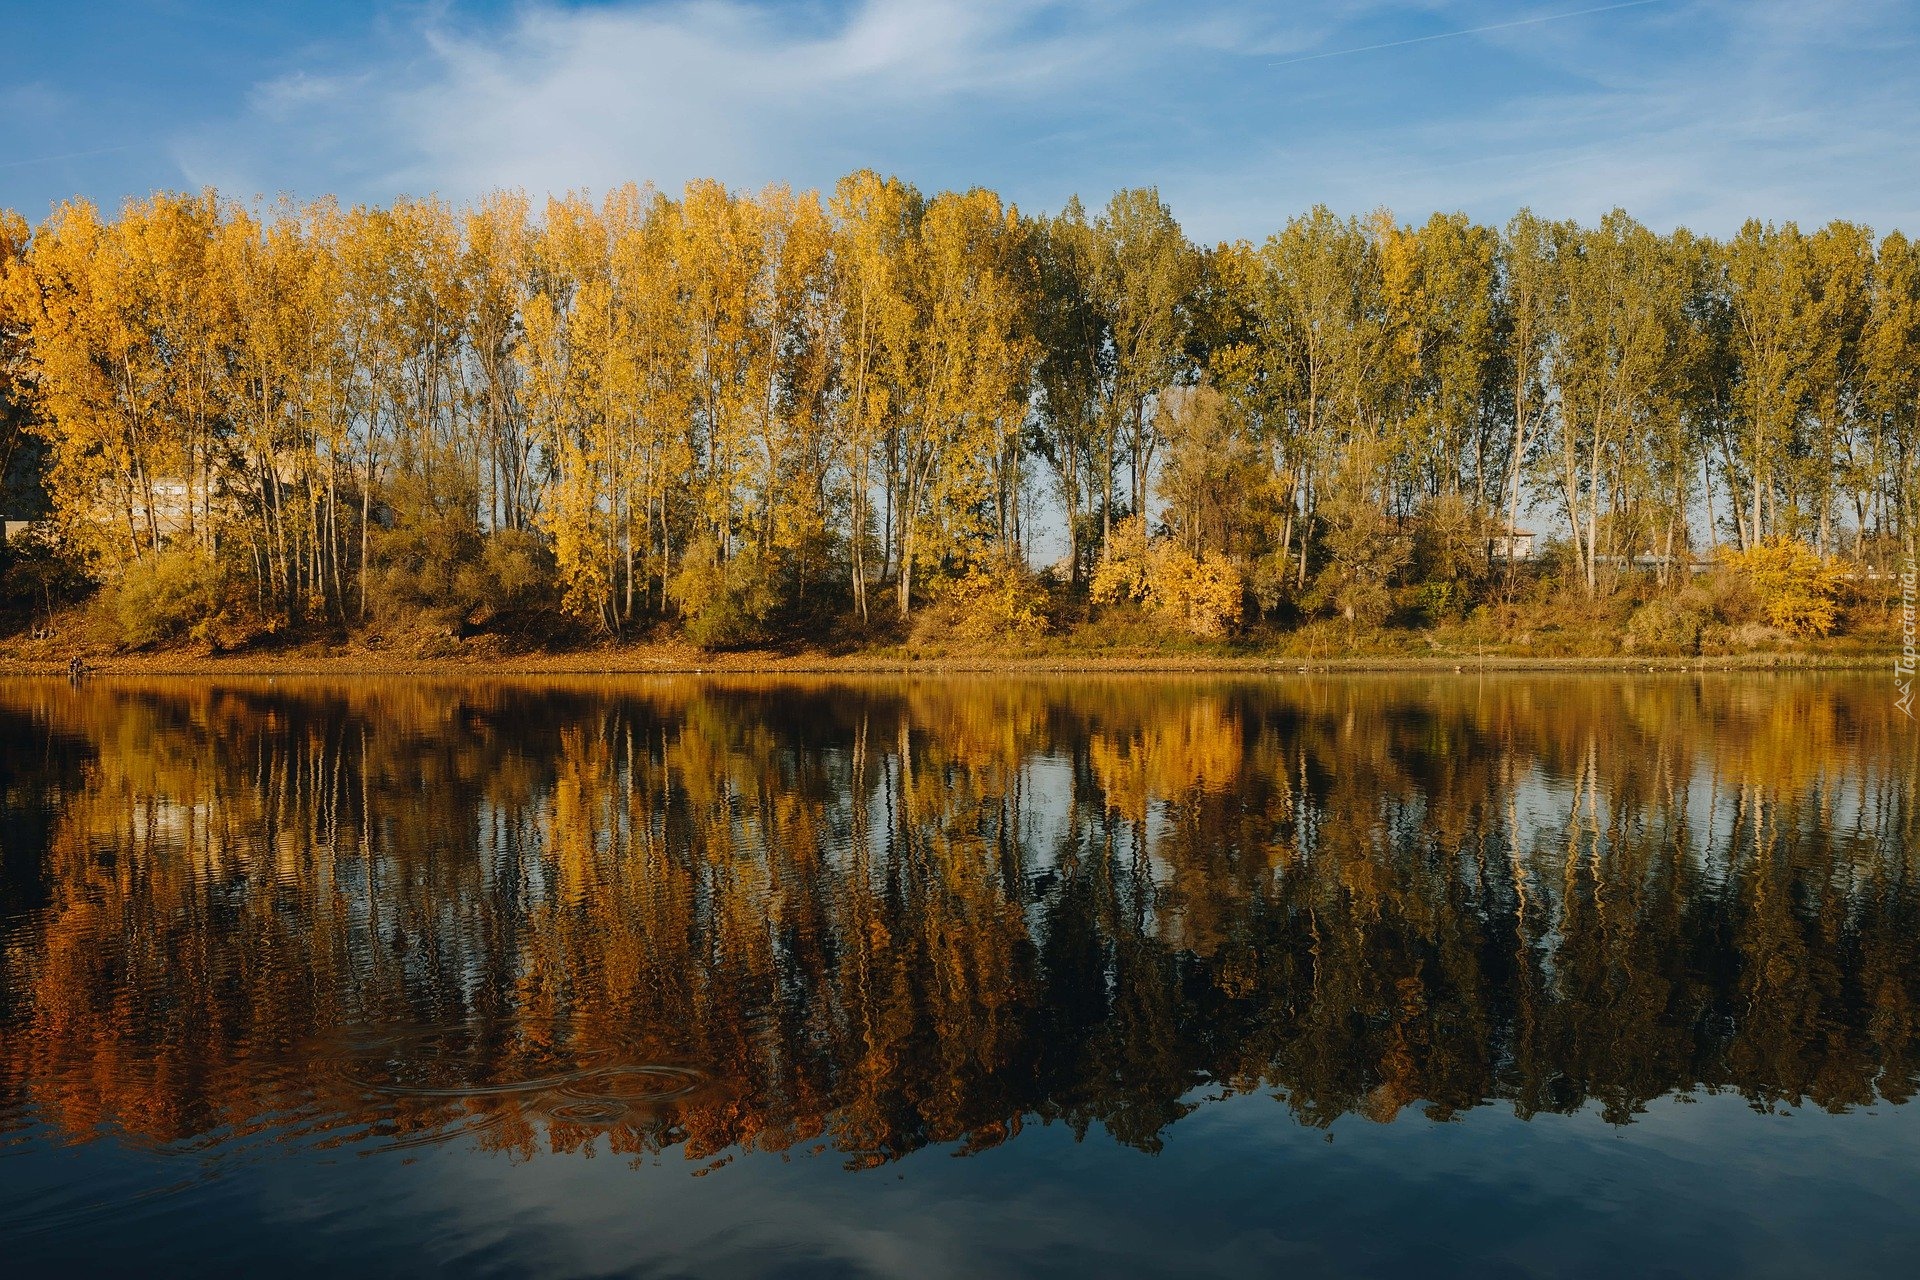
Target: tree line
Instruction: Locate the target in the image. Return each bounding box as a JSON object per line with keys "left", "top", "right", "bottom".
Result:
{"left": 0, "top": 178, "right": 1913, "bottom": 644}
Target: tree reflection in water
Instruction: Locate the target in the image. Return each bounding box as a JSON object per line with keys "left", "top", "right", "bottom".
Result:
{"left": 0, "top": 675, "right": 1913, "bottom": 1171}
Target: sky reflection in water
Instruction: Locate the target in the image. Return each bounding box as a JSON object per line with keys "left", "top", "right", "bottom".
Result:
{"left": 0, "top": 674, "right": 1915, "bottom": 1276}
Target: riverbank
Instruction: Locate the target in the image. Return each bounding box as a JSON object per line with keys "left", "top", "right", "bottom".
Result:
{"left": 1, "top": 597, "right": 1898, "bottom": 677}
{"left": 0, "top": 635, "right": 1893, "bottom": 677}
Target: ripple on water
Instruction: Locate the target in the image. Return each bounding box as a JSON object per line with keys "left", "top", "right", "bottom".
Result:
{"left": 317, "top": 1023, "right": 712, "bottom": 1142}
{"left": 323, "top": 1023, "right": 626, "bottom": 1097}
{"left": 558, "top": 1065, "right": 708, "bottom": 1104}
{"left": 0, "top": 1129, "right": 206, "bottom": 1240}
{"left": 364, "top": 1109, "right": 511, "bottom": 1153}
{"left": 545, "top": 1101, "right": 628, "bottom": 1125}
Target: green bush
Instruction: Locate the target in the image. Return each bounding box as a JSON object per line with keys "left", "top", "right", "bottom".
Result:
{"left": 1416, "top": 580, "right": 1460, "bottom": 625}
{"left": 1, "top": 523, "right": 91, "bottom": 624}
{"left": 1304, "top": 485, "right": 1406, "bottom": 630}
{"left": 109, "top": 545, "right": 227, "bottom": 647}
{"left": 669, "top": 537, "right": 778, "bottom": 649}
{"left": 466, "top": 527, "right": 556, "bottom": 614}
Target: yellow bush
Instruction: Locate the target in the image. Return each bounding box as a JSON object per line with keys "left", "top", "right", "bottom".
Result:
{"left": 1091, "top": 518, "right": 1243, "bottom": 638}
{"left": 1718, "top": 538, "right": 1845, "bottom": 637}
{"left": 1089, "top": 518, "right": 1153, "bottom": 608}
{"left": 940, "top": 558, "right": 1050, "bottom": 640}
{"left": 1152, "top": 546, "right": 1243, "bottom": 638}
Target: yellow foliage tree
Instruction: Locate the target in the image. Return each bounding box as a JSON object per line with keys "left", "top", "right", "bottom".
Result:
{"left": 1152, "top": 545, "right": 1243, "bottom": 638}
{"left": 893, "top": 188, "right": 1036, "bottom": 616}
{"left": 827, "top": 171, "right": 920, "bottom": 623}
{"left": 1719, "top": 537, "right": 1845, "bottom": 636}
{"left": 11, "top": 195, "right": 222, "bottom": 568}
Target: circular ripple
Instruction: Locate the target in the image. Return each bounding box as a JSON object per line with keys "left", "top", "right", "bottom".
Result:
{"left": 367, "top": 1110, "right": 510, "bottom": 1153}
{"left": 546, "top": 1101, "right": 629, "bottom": 1125}
{"left": 324, "top": 1024, "right": 630, "bottom": 1099}
{"left": 557, "top": 1065, "right": 708, "bottom": 1104}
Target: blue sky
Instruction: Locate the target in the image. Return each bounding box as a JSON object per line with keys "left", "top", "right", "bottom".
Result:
{"left": 2, "top": 0, "right": 1916, "bottom": 241}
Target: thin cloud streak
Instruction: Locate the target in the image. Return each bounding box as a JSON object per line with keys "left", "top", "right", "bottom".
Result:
{"left": 0, "top": 143, "right": 137, "bottom": 171}
{"left": 1270, "top": 0, "right": 1667, "bottom": 67}
{"left": 157, "top": 0, "right": 1917, "bottom": 241}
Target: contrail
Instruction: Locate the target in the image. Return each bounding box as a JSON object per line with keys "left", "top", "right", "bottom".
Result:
{"left": 0, "top": 144, "right": 136, "bottom": 171}
{"left": 1272, "top": 0, "right": 1667, "bottom": 67}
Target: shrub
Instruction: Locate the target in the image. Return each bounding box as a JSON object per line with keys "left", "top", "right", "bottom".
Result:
{"left": 1150, "top": 545, "right": 1243, "bottom": 638}
{"left": 108, "top": 545, "right": 227, "bottom": 647}
{"left": 0, "top": 522, "right": 91, "bottom": 623}
{"left": 1700, "top": 621, "right": 1791, "bottom": 654}
{"left": 1089, "top": 517, "right": 1154, "bottom": 609}
{"left": 469, "top": 527, "right": 556, "bottom": 613}
{"left": 1409, "top": 492, "right": 1487, "bottom": 591}
{"left": 1305, "top": 486, "right": 1407, "bottom": 630}
{"left": 1091, "top": 518, "right": 1243, "bottom": 638}
{"left": 669, "top": 536, "right": 778, "bottom": 649}
{"left": 1530, "top": 538, "right": 1580, "bottom": 592}
{"left": 1416, "top": 580, "right": 1460, "bottom": 626}
{"left": 364, "top": 504, "right": 484, "bottom": 628}
{"left": 366, "top": 501, "right": 559, "bottom": 633}
{"left": 1245, "top": 549, "right": 1298, "bottom": 616}
{"left": 937, "top": 556, "right": 1050, "bottom": 641}
{"left": 1692, "top": 564, "right": 1760, "bottom": 627}
{"left": 1718, "top": 538, "right": 1845, "bottom": 637}
{"left": 1625, "top": 597, "right": 1706, "bottom": 655}
{"left": 362, "top": 465, "right": 563, "bottom": 631}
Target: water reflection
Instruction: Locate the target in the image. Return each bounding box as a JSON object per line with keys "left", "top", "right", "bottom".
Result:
{"left": 0, "top": 675, "right": 1914, "bottom": 1179}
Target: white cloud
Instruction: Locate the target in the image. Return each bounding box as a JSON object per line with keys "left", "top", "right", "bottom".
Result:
{"left": 168, "top": 0, "right": 1920, "bottom": 238}
{"left": 1157, "top": 0, "right": 1920, "bottom": 239}
{"left": 176, "top": 0, "right": 1136, "bottom": 205}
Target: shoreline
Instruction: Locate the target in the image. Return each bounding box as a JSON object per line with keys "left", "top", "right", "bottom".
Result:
{"left": 0, "top": 644, "right": 1893, "bottom": 679}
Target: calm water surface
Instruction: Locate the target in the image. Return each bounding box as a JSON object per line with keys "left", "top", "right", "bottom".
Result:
{"left": 0, "top": 674, "right": 1915, "bottom": 1277}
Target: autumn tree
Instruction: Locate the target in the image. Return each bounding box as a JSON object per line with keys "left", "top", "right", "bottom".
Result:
{"left": 1088, "top": 190, "right": 1198, "bottom": 542}
{"left": 1864, "top": 231, "right": 1920, "bottom": 546}
{"left": 889, "top": 188, "right": 1036, "bottom": 616}
{"left": 0, "top": 177, "right": 1906, "bottom": 650}
{"left": 826, "top": 171, "right": 920, "bottom": 621}
{"left": 1379, "top": 211, "right": 1501, "bottom": 509}
{"left": 1496, "top": 210, "right": 1566, "bottom": 564}
{"left": 1154, "top": 380, "right": 1280, "bottom": 564}
{"left": 1718, "top": 220, "right": 1872, "bottom": 552}
{"left": 1028, "top": 200, "right": 1107, "bottom": 587}
{"left": 0, "top": 208, "right": 41, "bottom": 520}
{"left": 1246, "top": 207, "right": 1395, "bottom": 594}
{"left": 1537, "top": 211, "right": 1691, "bottom": 594}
